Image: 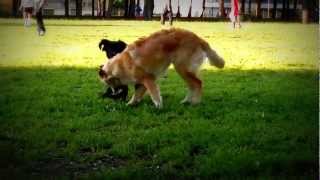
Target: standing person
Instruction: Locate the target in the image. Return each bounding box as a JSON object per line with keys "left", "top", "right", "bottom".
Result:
{"left": 229, "top": 0, "right": 241, "bottom": 28}
{"left": 34, "top": 0, "right": 46, "bottom": 36}
{"left": 160, "top": 4, "right": 173, "bottom": 25}
{"left": 20, "top": 0, "right": 34, "bottom": 27}
{"left": 135, "top": 4, "right": 142, "bottom": 17}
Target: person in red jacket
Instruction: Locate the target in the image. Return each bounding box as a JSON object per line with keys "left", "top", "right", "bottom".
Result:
{"left": 229, "top": 0, "right": 241, "bottom": 28}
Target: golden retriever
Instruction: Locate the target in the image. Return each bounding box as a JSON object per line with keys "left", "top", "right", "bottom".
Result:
{"left": 99, "top": 28, "right": 225, "bottom": 108}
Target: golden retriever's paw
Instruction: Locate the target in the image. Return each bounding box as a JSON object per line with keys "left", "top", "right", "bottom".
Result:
{"left": 152, "top": 100, "right": 163, "bottom": 109}
{"left": 126, "top": 100, "right": 138, "bottom": 106}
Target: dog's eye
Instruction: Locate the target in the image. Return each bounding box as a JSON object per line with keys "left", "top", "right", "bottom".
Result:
{"left": 99, "top": 69, "right": 106, "bottom": 77}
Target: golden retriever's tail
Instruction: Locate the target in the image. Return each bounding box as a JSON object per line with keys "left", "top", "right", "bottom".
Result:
{"left": 201, "top": 41, "right": 225, "bottom": 69}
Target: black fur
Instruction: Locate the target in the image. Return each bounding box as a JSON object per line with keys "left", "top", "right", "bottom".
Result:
{"left": 101, "top": 85, "right": 128, "bottom": 101}
{"left": 99, "top": 39, "right": 128, "bottom": 101}
{"left": 99, "top": 39, "right": 127, "bottom": 59}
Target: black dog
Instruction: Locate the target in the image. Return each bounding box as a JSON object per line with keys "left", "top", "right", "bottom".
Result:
{"left": 99, "top": 39, "right": 127, "bottom": 59}
{"left": 101, "top": 85, "right": 128, "bottom": 101}
{"left": 99, "top": 39, "right": 128, "bottom": 100}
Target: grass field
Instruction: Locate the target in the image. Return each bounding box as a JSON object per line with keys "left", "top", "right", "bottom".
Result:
{"left": 0, "top": 19, "right": 318, "bottom": 179}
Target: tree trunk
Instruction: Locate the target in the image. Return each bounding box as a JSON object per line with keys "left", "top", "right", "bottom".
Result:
{"left": 92, "top": 0, "right": 95, "bottom": 16}
{"left": 12, "top": 0, "right": 19, "bottom": 17}
{"left": 188, "top": 0, "right": 192, "bottom": 18}
{"left": 240, "top": 0, "right": 245, "bottom": 15}
{"left": 124, "top": 0, "right": 129, "bottom": 17}
{"left": 102, "top": 0, "right": 107, "bottom": 17}
{"left": 293, "top": 0, "right": 297, "bottom": 10}
{"left": 219, "top": 0, "right": 225, "bottom": 17}
{"left": 176, "top": 0, "right": 181, "bottom": 17}
{"left": 281, "top": 0, "right": 286, "bottom": 19}
{"left": 65, "top": 0, "right": 69, "bottom": 17}
{"left": 256, "top": 0, "right": 261, "bottom": 18}
{"left": 76, "top": 0, "right": 83, "bottom": 17}
{"left": 248, "top": 0, "right": 251, "bottom": 16}
{"left": 143, "top": 0, "right": 154, "bottom": 20}
{"left": 272, "top": 0, "right": 277, "bottom": 19}
{"left": 128, "top": 0, "right": 135, "bottom": 17}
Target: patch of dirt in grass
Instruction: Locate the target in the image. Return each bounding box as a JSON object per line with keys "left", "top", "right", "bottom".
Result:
{"left": 28, "top": 152, "right": 127, "bottom": 178}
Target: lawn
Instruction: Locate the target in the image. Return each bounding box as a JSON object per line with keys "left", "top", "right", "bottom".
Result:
{"left": 0, "top": 19, "right": 318, "bottom": 179}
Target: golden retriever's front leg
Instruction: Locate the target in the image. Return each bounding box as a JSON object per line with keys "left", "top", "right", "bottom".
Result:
{"left": 142, "top": 77, "right": 162, "bottom": 108}
{"left": 127, "top": 84, "right": 146, "bottom": 106}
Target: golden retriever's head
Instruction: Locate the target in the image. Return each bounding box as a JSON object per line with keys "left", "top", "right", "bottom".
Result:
{"left": 98, "top": 59, "right": 122, "bottom": 88}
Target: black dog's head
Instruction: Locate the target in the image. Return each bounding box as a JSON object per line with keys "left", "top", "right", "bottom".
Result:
{"left": 99, "top": 39, "right": 127, "bottom": 59}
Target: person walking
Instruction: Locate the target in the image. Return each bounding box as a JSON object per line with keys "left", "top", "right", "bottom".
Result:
{"left": 229, "top": 0, "right": 241, "bottom": 28}
{"left": 20, "top": 0, "right": 34, "bottom": 27}
{"left": 20, "top": 0, "right": 46, "bottom": 36}
{"left": 34, "top": 0, "right": 46, "bottom": 36}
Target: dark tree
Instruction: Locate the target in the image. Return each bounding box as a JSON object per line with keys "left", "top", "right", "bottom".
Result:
{"left": 256, "top": 0, "right": 261, "bottom": 18}
{"left": 65, "top": 0, "right": 69, "bottom": 17}
{"left": 143, "top": 0, "right": 154, "bottom": 20}
{"left": 124, "top": 0, "right": 129, "bottom": 17}
{"left": 281, "top": 0, "right": 286, "bottom": 19}
{"left": 240, "top": 0, "right": 245, "bottom": 15}
{"left": 272, "top": 0, "right": 277, "bottom": 19}
{"left": 92, "top": 0, "right": 95, "bottom": 16}
{"left": 12, "top": 0, "right": 19, "bottom": 17}
{"left": 176, "top": 0, "right": 181, "bottom": 17}
{"left": 128, "top": 0, "right": 135, "bottom": 17}
{"left": 219, "top": 0, "right": 226, "bottom": 17}
{"left": 248, "top": 0, "right": 252, "bottom": 16}
{"left": 188, "top": 0, "right": 192, "bottom": 18}
{"left": 76, "top": 0, "right": 83, "bottom": 17}
{"left": 293, "top": 0, "right": 297, "bottom": 10}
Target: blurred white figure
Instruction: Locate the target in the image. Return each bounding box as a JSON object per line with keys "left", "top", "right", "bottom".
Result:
{"left": 20, "top": 0, "right": 34, "bottom": 27}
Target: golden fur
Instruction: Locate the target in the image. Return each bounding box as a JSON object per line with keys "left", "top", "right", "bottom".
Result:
{"left": 100, "top": 28, "right": 225, "bottom": 108}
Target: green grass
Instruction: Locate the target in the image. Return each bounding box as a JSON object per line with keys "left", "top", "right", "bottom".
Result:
{"left": 0, "top": 19, "right": 318, "bottom": 179}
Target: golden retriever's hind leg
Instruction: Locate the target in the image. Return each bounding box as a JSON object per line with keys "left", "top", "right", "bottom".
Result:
{"left": 175, "top": 66, "right": 202, "bottom": 105}
{"left": 142, "top": 77, "right": 163, "bottom": 108}
{"left": 127, "top": 84, "right": 146, "bottom": 106}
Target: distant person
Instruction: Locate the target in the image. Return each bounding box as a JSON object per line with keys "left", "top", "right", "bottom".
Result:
{"left": 161, "top": 4, "right": 173, "bottom": 25}
{"left": 20, "top": 0, "right": 34, "bottom": 27}
{"left": 34, "top": 0, "right": 46, "bottom": 36}
{"left": 135, "top": 4, "right": 142, "bottom": 17}
{"left": 20, "top": 0, "right": 46, "bottom": 36}
{"left": 229, "top": 0, "right": 241, "bottom": 28}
